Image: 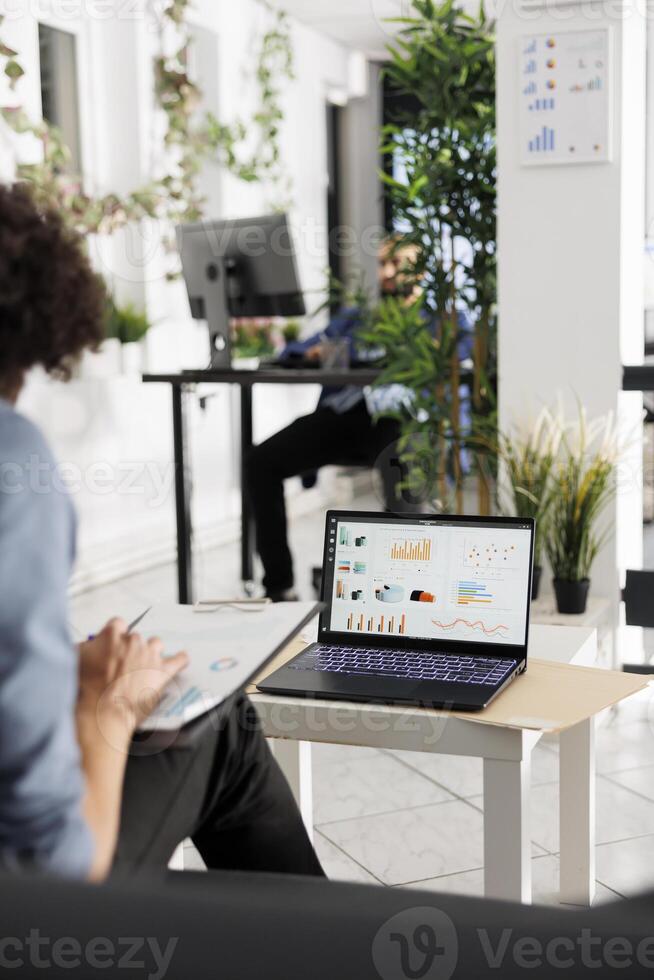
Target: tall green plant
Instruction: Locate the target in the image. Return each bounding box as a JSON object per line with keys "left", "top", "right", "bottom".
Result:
{"left": 373, "top": 0, "right": 496, "bottom": 511}
{"left": 359, "top": 294, "right": 458, "bottom": 508}
{"left": 498, "top": 409, "right": 563, "bottom": 566}
{"left": 546, "top": 413, "right": 617, "bottom": 582}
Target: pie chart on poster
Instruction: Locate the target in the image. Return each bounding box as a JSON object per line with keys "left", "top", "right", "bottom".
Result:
{"left": 210, "top": 657, "right": 238, "bottom": 672}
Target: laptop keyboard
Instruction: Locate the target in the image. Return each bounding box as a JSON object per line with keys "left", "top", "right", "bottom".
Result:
{"left": 290, "top": 645, "right": 518, "bottom": 687}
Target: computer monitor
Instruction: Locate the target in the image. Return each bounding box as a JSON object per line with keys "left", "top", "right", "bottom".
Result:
{"left": 177, "top": 213, "right": 306, "bottom": 368}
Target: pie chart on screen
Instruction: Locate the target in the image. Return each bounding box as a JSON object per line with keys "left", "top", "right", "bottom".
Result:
{"left": 210, "top": 657, "right": 238, "bottom": 672}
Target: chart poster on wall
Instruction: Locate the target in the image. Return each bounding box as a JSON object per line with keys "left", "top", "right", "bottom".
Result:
{"left": 519, "top": 29, "right": 612, "bottom": 166}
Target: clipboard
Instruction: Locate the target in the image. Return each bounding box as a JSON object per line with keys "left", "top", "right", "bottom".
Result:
{"left": 131, "top": 601, "right": 321, "bottom": 750}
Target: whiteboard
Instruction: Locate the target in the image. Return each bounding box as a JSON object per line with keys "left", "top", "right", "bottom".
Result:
{"left": 519, "top": 29, "right": 612, "bottom": 166}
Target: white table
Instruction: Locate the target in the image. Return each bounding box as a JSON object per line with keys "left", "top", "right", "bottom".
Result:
{"left": 531, "top": 595, "right": 614, "bottom": 665}
{"left": 251, "top": 624, "right": 599, "bottom": 906}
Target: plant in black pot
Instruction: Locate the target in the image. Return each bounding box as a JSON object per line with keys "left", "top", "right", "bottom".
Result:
{"left": 546, "top": 410, "right": 617, "bottom": 615}
{"left": 498, "top": 407, "right": 562, "bottom": 601}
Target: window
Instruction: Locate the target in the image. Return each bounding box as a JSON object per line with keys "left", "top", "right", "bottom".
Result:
{"left": 38, "top": 24, "right": 82, "bottom": 172}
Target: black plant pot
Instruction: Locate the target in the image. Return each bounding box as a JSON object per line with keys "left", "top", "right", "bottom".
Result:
{"left": 531, "top": 565, "right": 543, "bottom": 601}
{"left": 553, "top": 577, "right": 590, "bottom": 615}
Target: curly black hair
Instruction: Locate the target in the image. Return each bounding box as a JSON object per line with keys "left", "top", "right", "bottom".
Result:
{"left": 0, "top": 183, "right": 107, "bottom": 395}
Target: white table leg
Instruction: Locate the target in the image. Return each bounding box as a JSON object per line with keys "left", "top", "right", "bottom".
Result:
{"left": 270, "top": 739, "right": 314, "bottom": 842}
{"left": 560, "top": 717, "right": 595, "bottom": 906}
{"left": 484, "top": 751, "right": 532, "bottom": 903}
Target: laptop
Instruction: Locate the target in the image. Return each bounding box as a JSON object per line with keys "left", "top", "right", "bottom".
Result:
{"left": 257, "top": 510, "right": 535, "bottom": 711}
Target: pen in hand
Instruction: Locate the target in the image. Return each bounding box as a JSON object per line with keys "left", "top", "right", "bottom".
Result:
{"left": 87, "top": 606, "right": 152, "bottom": 642}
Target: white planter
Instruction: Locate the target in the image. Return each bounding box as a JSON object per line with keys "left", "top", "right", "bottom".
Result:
{"left": 232, "top": 356, "right": 260, "bottom": 370}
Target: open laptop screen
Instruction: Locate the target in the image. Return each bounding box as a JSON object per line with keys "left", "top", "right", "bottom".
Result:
{"left": 321, "top": 513, "right": 534, "bottom": 648}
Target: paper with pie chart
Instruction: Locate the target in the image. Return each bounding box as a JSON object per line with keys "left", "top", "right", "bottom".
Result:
{"left": 134, "top": 601, "right": 319, "bottom": 732}
{"left": 328, "top": 519, "right": 532, "bottom": 646}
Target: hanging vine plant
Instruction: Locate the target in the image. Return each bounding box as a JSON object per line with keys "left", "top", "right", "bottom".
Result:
{"left": 0, "top": 0, "right": 294, "bottom": 237}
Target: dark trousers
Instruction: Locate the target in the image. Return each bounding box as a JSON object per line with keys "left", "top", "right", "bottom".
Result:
{"left": 113, "top": 695, "right": 323, "bottom": 877}
{"left": 244, "top": 400, "right": 402, "bottom": 594}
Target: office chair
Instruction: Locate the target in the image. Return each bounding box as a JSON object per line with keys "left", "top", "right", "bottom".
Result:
{"left": 622, "top": 569, "right": 654, "bottom": 674}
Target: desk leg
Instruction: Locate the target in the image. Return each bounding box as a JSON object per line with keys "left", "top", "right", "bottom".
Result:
{"left": 560, "top": 718, "right": 596, "bottom": 906}
{"left": 172, "top": 385, "right": 193, "bottom": 604}
{"left": 240, "top": 385, "right": 255, "bottom": 588}
{"left": 270, "top": 739, "right": 314, "bottom": 843}
{"left": 484, "top": 751, "right": 532, "bottom": 903}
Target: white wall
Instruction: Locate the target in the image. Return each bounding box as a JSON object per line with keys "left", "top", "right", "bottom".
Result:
{"left": 340, "top": 59, "right": 386, "bottom": 299}
{"left": 496, "top": 2, "right": 646, "bottom": 645}
{"left": 0, "top": 1, "right": 368, "bottom": 593}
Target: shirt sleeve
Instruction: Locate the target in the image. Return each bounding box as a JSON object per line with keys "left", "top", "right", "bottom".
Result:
{"left": 0, "top": 409, "right": 94, "bottom": 878}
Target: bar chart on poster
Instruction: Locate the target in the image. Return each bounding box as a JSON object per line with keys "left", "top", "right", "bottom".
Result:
{"left": 519, "top": 29, "right": 611, "bottom": 166}
{"left": 326, "top": 517, "right": 533, "bottom": 646}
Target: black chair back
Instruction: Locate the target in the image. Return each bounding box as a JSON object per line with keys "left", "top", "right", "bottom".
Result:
{"left": 622, "top": 569, "right": 654, "bottom": 628}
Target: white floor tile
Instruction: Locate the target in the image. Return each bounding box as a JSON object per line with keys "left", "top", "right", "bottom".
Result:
{"left": 314, "top": 752, "right": 453, "bottom": 825}
{"left": 318, "top": 800, "right": 486, "bottom": 885}
{"left": 605, "top": 765, "right": 654, "bottom": 803}
{"left": 387, "top": 742, "right": 558, "bottom": 800}
{"left": 388, "top": 751, "right": 483, "bottom": 798}
{"left": 596, "top": 835, "right": 654, "bottom": 898}
{"left": 403, "top": 854, "right": 621, "bottom": 906}
{"left": 69, "top": 586, "right": 147, "bottom": 641}
{"left": 519, "top": 776, "right": 654, "bottom": 853}
{"left": 311, "top": 742, "right": 381, "bottom": 767}
{"left": 596, "top": 719, "right": 654, "bottom": 775}
{"left": 465, "top": 774, "right": 654, "bottom": 855}
{"left": 182, "top": 843, "right": 207, "bottom": 872}
{"left": 314, "top": 831, "right": 379, "bottom": 884}
{"left": 118, "top": 562, "right": 179, "bottom": 605}
{"left": 606, "top": 687, "right": 654, "bottom": 726}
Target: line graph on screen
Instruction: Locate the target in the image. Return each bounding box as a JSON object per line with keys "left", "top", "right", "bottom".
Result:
{"left": 431, "top": 618, "right": 509, "bottom": 638}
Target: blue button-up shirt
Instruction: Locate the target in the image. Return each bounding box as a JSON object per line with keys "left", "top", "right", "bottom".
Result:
{"left": 279, "top": 305, "right": 475, "bottom": 416}
{"left": 0, "top": 400, "right": 93, "bottom": 878}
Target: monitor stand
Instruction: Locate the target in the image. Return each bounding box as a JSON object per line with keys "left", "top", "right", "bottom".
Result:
{"left": 203, "top": 257, "right": 235, "bottom": 368}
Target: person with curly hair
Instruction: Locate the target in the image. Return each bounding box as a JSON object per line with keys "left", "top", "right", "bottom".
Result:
{"left": 0, "top": 183, "right": 323, "bottom": 881}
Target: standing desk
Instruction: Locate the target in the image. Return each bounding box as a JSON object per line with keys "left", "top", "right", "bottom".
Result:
{"left": 142, "top": 368, "right": 379, "bottom": 604}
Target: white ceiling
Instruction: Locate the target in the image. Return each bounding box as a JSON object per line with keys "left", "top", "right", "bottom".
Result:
{"left": 280, "top": 0, "right": 411, "bottom": 59}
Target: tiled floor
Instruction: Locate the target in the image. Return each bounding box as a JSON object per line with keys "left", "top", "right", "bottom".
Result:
{"left": 71, "top": 495, "right": 654, "bottom": 907}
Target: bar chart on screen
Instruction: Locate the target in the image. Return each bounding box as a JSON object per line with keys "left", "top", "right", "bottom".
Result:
{"left": 346, "top": 611, "right": 407, "bottom": 635}
{"left": 389, "top": 536, "right": 433, "bottom": 562}
{"left": 336, "top": 578, "right": 364, "bottom": 601}
{"left": 452, "top": 580, "right": 495, "bottom": 606}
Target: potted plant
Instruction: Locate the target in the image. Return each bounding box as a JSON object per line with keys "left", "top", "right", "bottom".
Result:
{"left": 281, "top": 319, "right": 302, "bottom": 345}
{"left": 232, "top": 318, "right": 276, "bottom": 363}
{"left": 498, "top": 407, "right": 562, "bottom": 600}
{"left": 105, "top": 299, "right": 151, "bottom": 374}
{"left": 545, "top": 410, "right": 617, "bottom": 615}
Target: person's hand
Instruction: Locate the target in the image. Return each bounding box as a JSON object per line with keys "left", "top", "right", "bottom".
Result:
{"left": 77, "top": 617, "right": 189, "bottom": 737}
{"left": 305, "top": 343, "right": 323, "bottom": 361}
